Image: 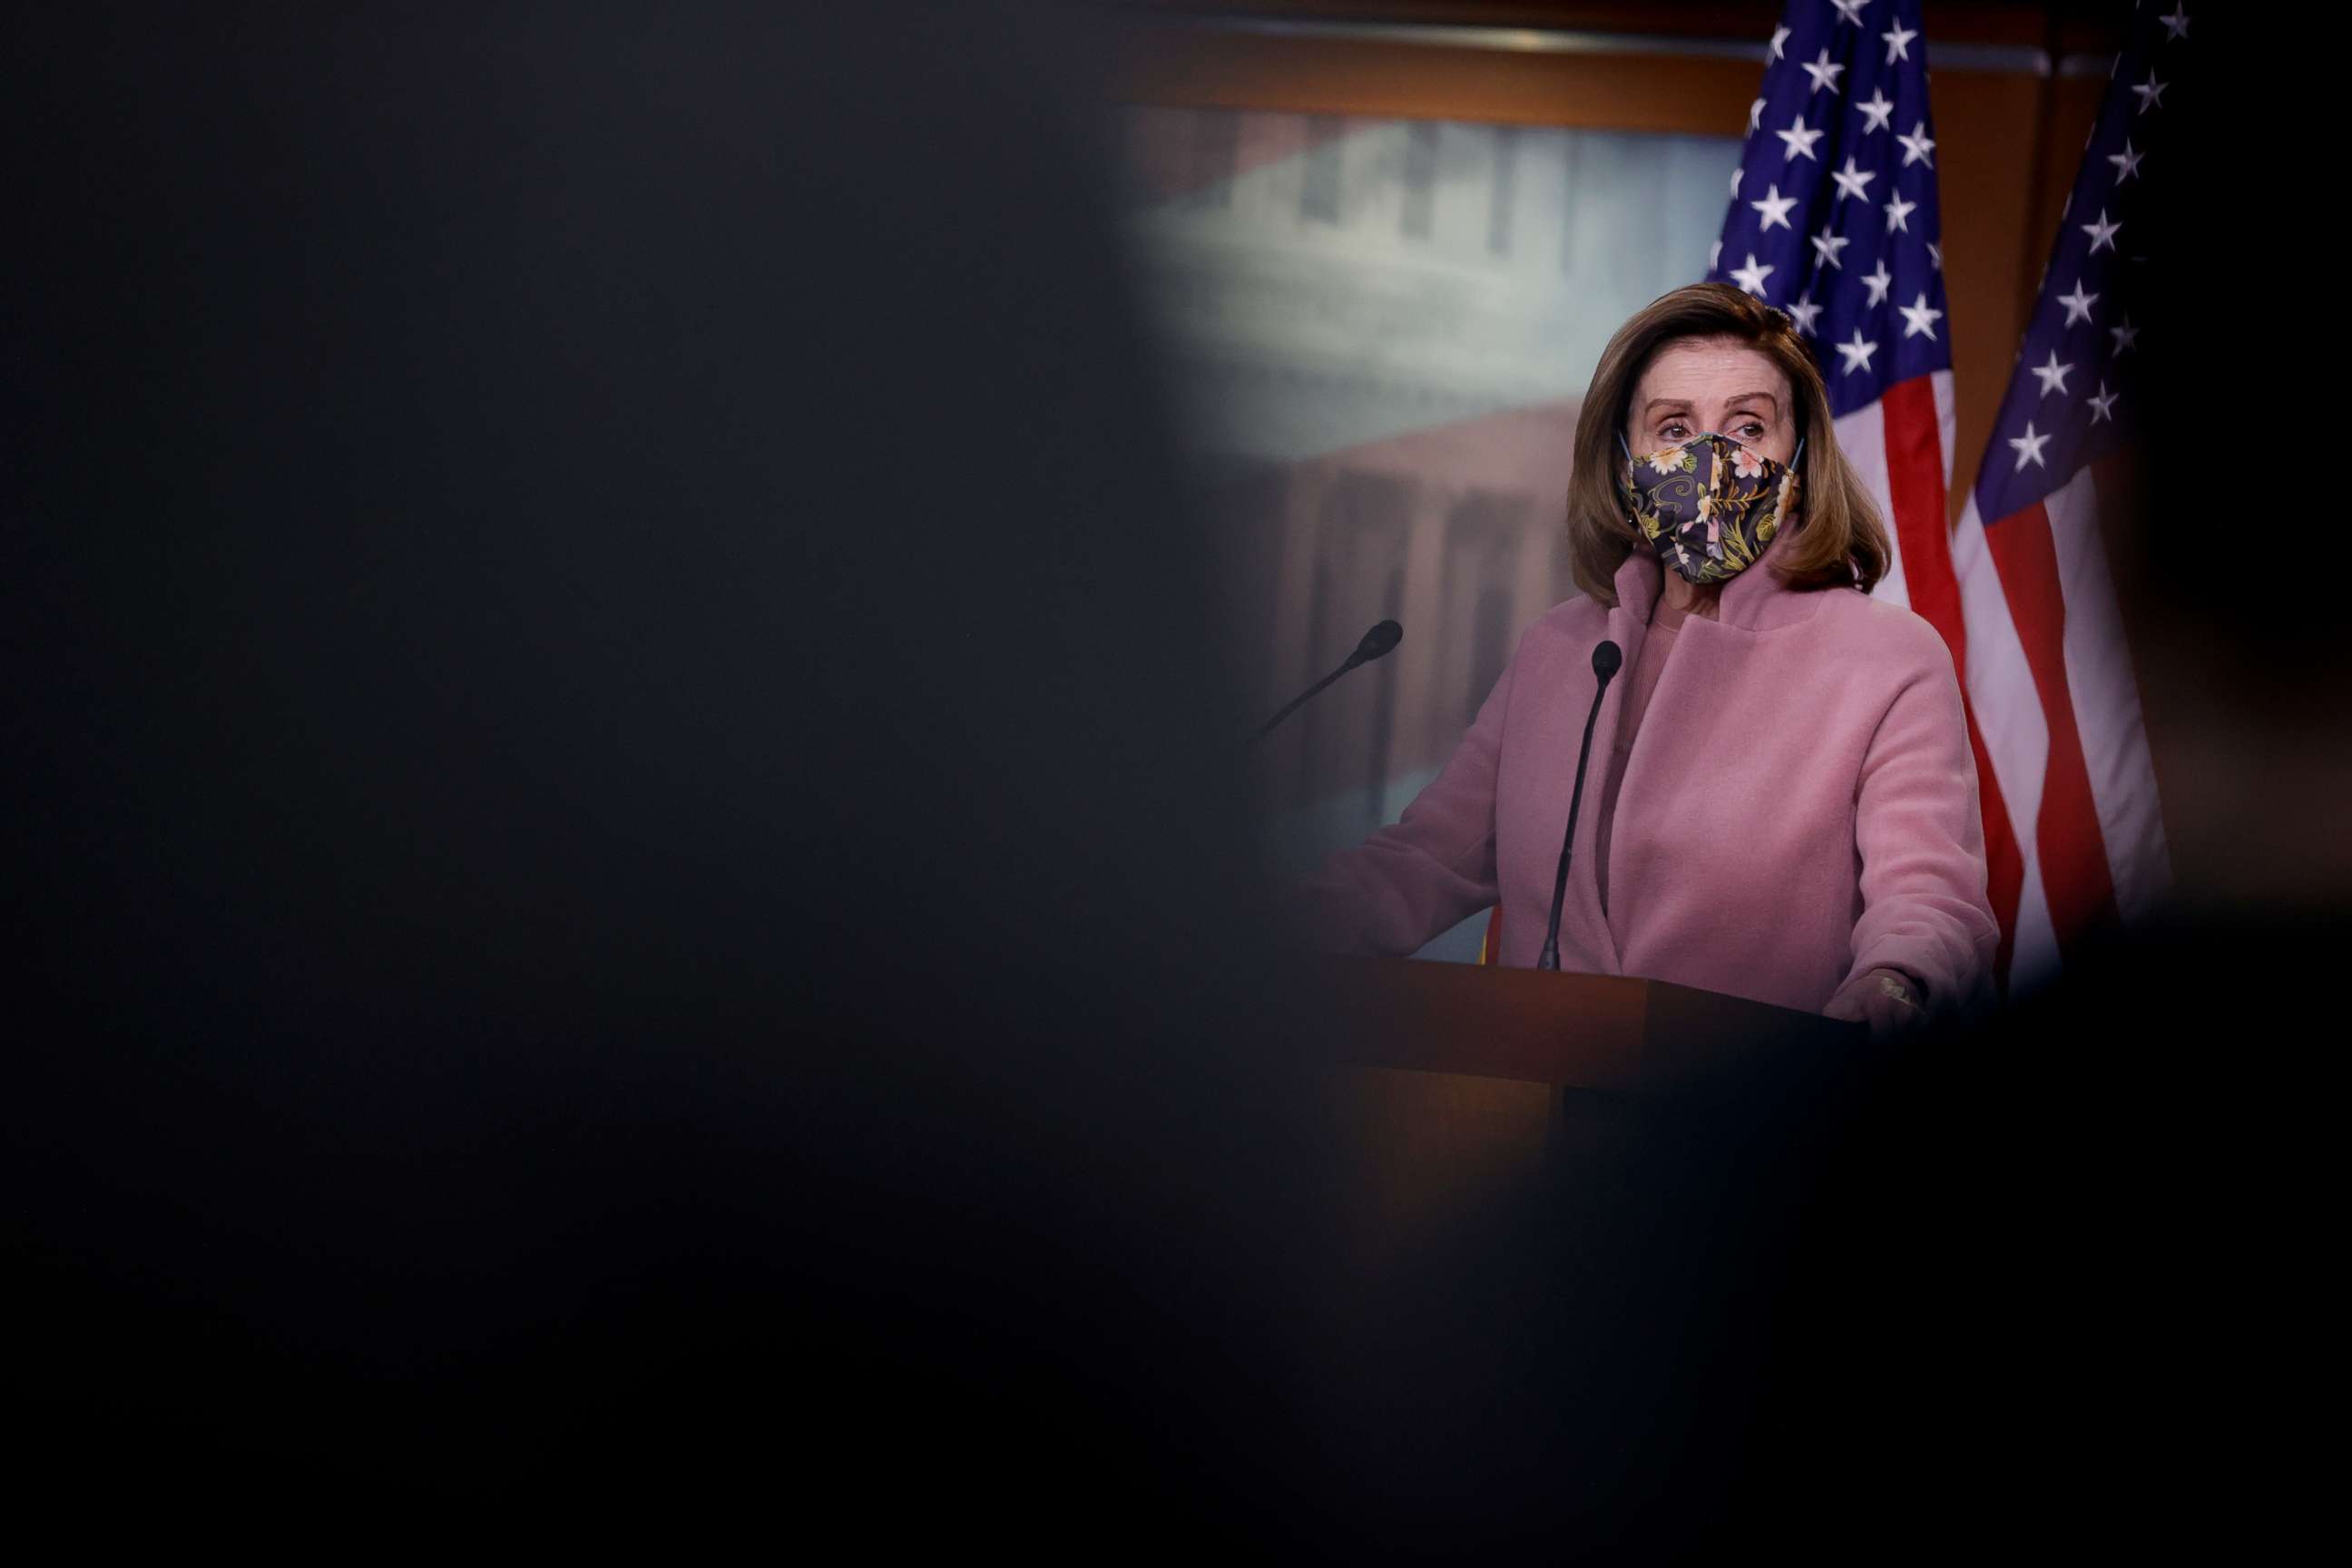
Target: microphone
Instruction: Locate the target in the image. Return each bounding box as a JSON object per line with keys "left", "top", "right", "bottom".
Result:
{"left": 1247, "top": 620, "right": 1402, "bottom": 747}
{"left": 1348, "top": 619, "right": 1403, "bottom": 666}
{"left": 1536, "top": 640, "right": 1623, "bottom": 972}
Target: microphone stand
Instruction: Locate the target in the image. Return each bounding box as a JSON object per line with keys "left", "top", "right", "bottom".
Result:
{"left": 1537, "top": 641, "right": 1623, "bottom": 971}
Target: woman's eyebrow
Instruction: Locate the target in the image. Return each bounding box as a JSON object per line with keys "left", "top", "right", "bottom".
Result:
{"left": 1640, "top": 397, "right": 1693, "bottom": 417}
{"left": 1723, "top": 391, "right": 1781, "bottom": 415}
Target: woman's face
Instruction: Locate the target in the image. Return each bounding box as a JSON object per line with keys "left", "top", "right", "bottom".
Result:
{"left": 1624, "top": 337, "right": 1798, "bottom": 466}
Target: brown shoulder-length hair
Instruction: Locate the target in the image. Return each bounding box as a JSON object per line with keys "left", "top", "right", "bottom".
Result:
{"left": 1564, "top": 281, "right": 1890, "bottom": 603}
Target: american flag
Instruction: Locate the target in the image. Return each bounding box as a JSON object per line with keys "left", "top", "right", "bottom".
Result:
{"left": 1706, "top": 0, "right": 1963, "bottom": 647}
{"left": 1706, "top": 0, "right": 2021, "bottom": 981}
{"left": 1949, "top": 4, "right": 2187, "bottom": 991}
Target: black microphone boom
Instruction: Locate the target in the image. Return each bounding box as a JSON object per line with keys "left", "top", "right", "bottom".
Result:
{"left": 1537, "top": 640, "right": 1623, "bottom": 972}
{"left": 1247, "top": 620, "right": 1402, "bottom": 747}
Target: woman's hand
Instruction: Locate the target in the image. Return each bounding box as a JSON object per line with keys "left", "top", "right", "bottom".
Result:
{"left": 1824, "top": 966, "right": 1928, "bottom": 1042}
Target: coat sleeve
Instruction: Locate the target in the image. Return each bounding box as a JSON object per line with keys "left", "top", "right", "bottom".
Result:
{"left": 1280, "top": 654, "right": 1514, "bottom": 957}
{"left": 1828, "top": 628, "right": 2002, "bottom": 1020}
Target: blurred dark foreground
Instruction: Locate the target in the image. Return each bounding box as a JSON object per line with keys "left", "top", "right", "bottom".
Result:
{"left": 1, "top": 4, "right": 2328, "bottom": 1555}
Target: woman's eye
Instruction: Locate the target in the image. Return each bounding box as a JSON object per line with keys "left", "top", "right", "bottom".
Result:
{"left": 1661, "top": 425, "right": 1687, "bottom": 439}
{"left": 1738, "top": 423, "right": 1765, "bottom": 439}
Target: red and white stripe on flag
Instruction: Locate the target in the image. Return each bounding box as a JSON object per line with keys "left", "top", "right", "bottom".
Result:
{"left": 1953, "top": 463, "right": 2170, "bottom": 992}
{"left": 1845, "top": 368, "right": 1956, "bottom": 622}
{"left": 1851, "top": 369, "right": 2034, "bottom": 996}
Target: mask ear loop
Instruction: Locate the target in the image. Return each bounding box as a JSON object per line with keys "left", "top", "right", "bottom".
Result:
{"left": 1780, "top": 431, "right": 1808, "bottom": 538}
{"left": 1614, "top": 430, "right": 1646, "bottom": 535}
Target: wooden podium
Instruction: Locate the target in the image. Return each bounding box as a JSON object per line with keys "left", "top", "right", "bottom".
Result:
{"left": 1292, "top": 959, "right": 1883, "bottom": 1541}
{"left": 1304, "top": 956, "right": 1867, "bottom": 1260}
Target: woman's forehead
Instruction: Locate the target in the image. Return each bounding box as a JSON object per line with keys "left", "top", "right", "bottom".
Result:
{"left": 1632, "top": 338, "right": 1790, "bottom": 408}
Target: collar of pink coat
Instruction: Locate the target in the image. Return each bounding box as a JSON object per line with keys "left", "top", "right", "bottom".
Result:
{"left": 1609, "top": 519, "right": 1839, "bottom": 636}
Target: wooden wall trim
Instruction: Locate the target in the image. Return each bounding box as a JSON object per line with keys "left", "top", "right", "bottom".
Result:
{"left": 1145, "top": 12, "right": 2063, "bottom": 74}
{"left": 1118, "top": 27, "right": 1760, "bottom": 134}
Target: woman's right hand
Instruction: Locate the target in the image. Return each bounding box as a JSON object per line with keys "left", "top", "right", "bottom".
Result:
{"left": 1824, "top": 966, "right": 1928, "bottom": 1042}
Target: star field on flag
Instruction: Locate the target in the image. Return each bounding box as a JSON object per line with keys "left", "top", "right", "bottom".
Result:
{"left": 1708, "top": 0, "right": 1950, "bottom": 422}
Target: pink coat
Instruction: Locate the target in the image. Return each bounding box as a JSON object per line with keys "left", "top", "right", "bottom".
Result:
{"left": 1295, "top": 524, "right": 2000, "bottom": 1020}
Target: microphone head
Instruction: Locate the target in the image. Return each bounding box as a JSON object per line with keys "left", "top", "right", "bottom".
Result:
{"left": 1592, "top": 640, "right": 1623, "bottom": 679}
{"left": 1350, "top": 620, "right": 1403, "bottom": 666}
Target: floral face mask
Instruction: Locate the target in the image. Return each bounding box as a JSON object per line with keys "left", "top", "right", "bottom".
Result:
{"left": 1616, "top": 429, "right": 1804, "bottom": 586}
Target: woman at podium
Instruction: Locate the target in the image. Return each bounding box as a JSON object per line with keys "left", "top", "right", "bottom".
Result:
{"left": 1294, "top": 283, "right": 1997, "bottom": 1039}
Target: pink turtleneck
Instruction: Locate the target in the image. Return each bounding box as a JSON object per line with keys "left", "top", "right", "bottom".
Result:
{"left": 1595, "top": 593, "right": 1691, "bottom": 919}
